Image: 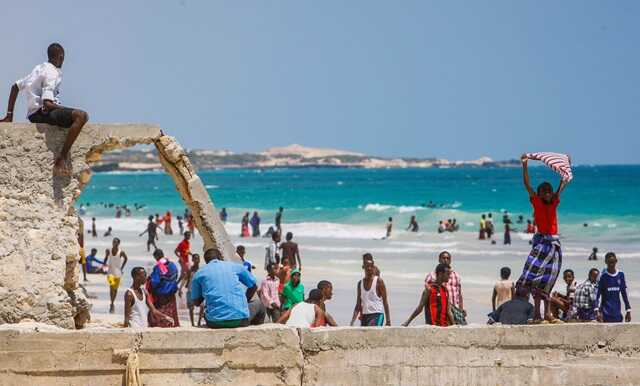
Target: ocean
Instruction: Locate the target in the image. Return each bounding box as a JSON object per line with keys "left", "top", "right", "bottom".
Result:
{"left": 79, "top": 165, "right": 640, "bottom": 244}
{"left": 77, "top": 166, "right": 640, "bottom": 325}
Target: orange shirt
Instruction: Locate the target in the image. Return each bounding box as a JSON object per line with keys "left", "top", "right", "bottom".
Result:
{"left": 531, "top": 195, "right": 559, "bottom": 235}
{"left": 176, "top": 239, "right": 190, "bottom": 265}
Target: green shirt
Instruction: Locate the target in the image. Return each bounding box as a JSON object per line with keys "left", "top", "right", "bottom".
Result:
{"left": 282, "top": 281, "right": 304, "bottom": 310}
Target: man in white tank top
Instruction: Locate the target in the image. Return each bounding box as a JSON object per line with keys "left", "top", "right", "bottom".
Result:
{"left": 350, "top": 259, "right": 391, "bottom": 327}
{"left": 124, "top": 267, "right": 174, "bottom": 328}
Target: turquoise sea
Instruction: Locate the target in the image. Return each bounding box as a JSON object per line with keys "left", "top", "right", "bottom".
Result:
{"left": 79, "top": 165, "right": 640, "bottom": 244}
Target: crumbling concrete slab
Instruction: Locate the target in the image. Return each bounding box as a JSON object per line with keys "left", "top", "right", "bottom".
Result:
{"left": 0, "top": 123, "right": 235, "bottom": 329}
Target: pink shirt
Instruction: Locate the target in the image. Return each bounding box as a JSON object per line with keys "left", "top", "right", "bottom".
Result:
{"left": 259, "top": 276, "right": 280, "bottom": 309}
{"left": 425, "top": 270, "right": 462, "bottom": 308}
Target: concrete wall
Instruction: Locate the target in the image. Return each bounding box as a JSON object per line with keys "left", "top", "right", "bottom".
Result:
{"left": 0, "top": 123, "right": 236, "bottom": 329}
{"left": 1, "top": 323, "right": 639, "bottom": 386}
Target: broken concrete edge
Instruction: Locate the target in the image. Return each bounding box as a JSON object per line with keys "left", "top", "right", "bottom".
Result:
{"left": 75, "top": 127, "right": 236, "bottom": 261}
{"left": 1, "top": 323, "right": 639, "bottom": 386}
{"left": 33, "top": 123, "right": 237, "bottom": 329}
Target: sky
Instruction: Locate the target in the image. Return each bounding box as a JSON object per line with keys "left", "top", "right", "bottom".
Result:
{"left": 1, "top": 1, "right": 639, "bottom": 164}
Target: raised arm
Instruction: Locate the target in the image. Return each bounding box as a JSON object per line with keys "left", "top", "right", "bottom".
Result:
{"left": 402, "top": 290, "right": 427, "bottom": 326}
{"left": 521, "top": 154, "right": 535, "bottom": 197}
{"left": 556, "top": 178, "right": 568, "bottom": 196}
{"left": 0, "top": 84, "right": 19, "bottom": 122}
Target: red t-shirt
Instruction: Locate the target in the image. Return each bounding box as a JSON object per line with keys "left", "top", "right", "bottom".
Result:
{"left": 530, "top": 195, "right": 559, "bottom": 235}
{"left": 176, "top": 239, "right": 190, "bottom": 265}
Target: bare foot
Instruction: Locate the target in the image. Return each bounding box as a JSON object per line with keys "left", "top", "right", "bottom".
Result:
{"left": 53, "top": 156, "right": 72, "bottom": 177}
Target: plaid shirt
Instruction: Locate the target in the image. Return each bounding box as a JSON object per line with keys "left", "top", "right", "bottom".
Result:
{"left": 574, "top": 280, "right": 598, "bottom": 310}
{"left": 425, "top": 270, "right": 462, "bottom": 308}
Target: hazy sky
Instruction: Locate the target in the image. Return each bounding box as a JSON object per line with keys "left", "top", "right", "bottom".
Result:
{"left": 2, "top": 1, "right": 638, "bottom": 164}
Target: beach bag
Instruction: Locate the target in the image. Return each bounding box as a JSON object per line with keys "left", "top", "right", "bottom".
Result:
{"left": 452, "top": 305, "right": 467, "bottom": 325}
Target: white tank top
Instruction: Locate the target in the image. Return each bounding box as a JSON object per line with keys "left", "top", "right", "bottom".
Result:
{"left": 286, "top": 302, "right": 316, "bottom": 328}
{"left": 127, "top": 288, "right": 149, "bottom": 328}
{"left": 360, "top": 276, "right": 384, "bottom": 314}
{"left": 107, "top": 248, "right": 123, "bottom": 277}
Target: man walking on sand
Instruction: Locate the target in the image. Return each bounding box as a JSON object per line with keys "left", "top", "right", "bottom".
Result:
{"left": 1, "top": 43, "right": 89, "bottom": 176}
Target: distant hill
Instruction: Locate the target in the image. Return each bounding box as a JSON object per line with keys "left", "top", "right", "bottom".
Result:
{"left": 91, "top": 144, "right": 519, "bottom": 172}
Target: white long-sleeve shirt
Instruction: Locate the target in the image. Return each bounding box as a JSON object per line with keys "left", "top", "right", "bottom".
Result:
{"left": 15, "top": 62, "right": 62, "bottom": 118}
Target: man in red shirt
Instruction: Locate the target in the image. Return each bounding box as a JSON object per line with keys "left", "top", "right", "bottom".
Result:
{"left": 516, "top": 154, "right": 569, "bottom": 323}
{"left": 175, "top": 231, "right": 192, "bottom": 283}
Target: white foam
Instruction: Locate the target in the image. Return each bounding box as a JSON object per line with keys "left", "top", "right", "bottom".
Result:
{"left": 363, "top": 203, "right": 426, "bottom": 214}
{"left": 398, "top": 205, "right": 426, "bottom": 213}
{"left": 205, "top": 185, "right": 219, "bottom": 189}
{"left": 363, "top": 203, "right": 394, "bottom": 212}
{"left": 108, "top": 186, "right": 119, "bottom": 190}
{"left": 226, "top": 221, "right": 384, "bottom": 240}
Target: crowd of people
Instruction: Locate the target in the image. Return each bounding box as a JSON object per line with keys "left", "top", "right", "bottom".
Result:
{"left": 75, "top": 155, "right": 633, "bottom": 330}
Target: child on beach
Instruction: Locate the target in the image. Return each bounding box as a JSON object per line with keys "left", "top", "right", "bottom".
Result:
{"left": 516, "top": 154, "right": 569, "bottom": 323}
{"left": 550, "top": 269, "right": 577, "bottom": 320}
{"left": 258, "top": 263, "right": 281, "bottom": 323}
{"left": 574, "top": 268, "right": 599, "bottom": 322}
{"left": 597, "top": 252, "right": 632, "bottom": 323}
{"left": 236, "top": 245, "right": 256, "bottom": 273}
{"left": 403, "top": 263, "right": 454, "bottom": 327}
{"left": 175, "top": 231, "right": 192, "bottom": 285}
{"left": 492, "top": 267, "right": 514, "bottom": 311}
{"left": 85, "top": 248, "right": 107, "bottom": 274}
{"left": 179, "top": 254, "right": 204, "bottom": 327}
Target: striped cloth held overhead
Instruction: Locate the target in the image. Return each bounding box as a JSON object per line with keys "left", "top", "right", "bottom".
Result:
{"left": 526, "top": 152, "right": 573, "bottom": 182}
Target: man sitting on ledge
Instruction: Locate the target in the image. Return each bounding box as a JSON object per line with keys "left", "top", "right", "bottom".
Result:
{"left": 191, "top": 248, "right": 258, "bottom": 329}
{"left": 0, "top": 42, "right": 89, "bottom": 176}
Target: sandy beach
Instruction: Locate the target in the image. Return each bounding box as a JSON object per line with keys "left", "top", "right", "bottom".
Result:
{"left": 81, "top": 216, "right": 640, "bottom": 327}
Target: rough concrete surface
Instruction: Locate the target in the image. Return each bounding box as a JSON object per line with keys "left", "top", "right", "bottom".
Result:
{"left": 0, "top": 123, "right": 235, "bottom": 329}
{"left": 0, "top": 323, "right": 638, "bottom": 386}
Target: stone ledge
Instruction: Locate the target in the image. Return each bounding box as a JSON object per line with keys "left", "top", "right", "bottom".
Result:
{"left": 1, "top": 323, "right": 639, "bottom": 386}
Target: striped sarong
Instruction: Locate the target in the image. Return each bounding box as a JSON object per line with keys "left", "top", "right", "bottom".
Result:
{"left": 526, "top": 152, "right": 573, "bottom": 182}
{"left": 516, "top": 234, "right": 562, "bottom": 298}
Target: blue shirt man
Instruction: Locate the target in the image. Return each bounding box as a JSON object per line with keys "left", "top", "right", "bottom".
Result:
{"left": 191, "top": 248, "right": 257, "bottom": 328}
